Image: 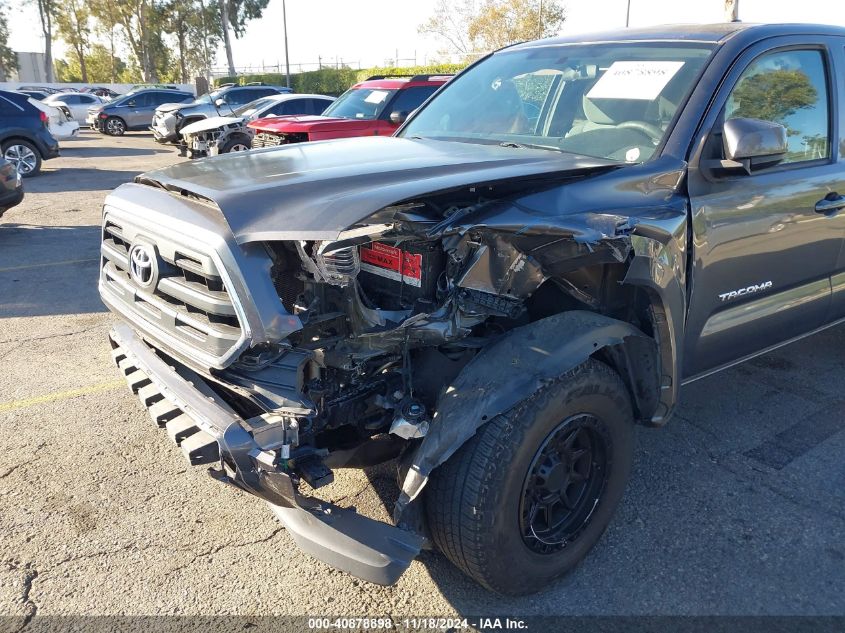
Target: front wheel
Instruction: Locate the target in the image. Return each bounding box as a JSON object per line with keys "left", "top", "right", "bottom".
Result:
{"left": 425, "top": 358, "right": 634, "bottom": 595}
{"left": 3, "top": 140, "right": 42, "bottom": 177}
{"left": 104, "top": 116, "right": 126, "bottom": 136}
{"left": 219, "top": 134, "right": 251, "bottom": 154}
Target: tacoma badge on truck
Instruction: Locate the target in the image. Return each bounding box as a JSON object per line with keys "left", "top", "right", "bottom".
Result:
{"left": 718, "top": 281, "right": 773, "bottom": 302}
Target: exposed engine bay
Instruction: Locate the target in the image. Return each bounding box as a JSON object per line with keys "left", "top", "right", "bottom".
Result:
{"left": 225, "top": 184, "right": 643, "bottom": 490}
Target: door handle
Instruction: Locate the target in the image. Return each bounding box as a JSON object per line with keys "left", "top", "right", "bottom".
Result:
{"left": 814, "top": 194, "right": 845, "bottom": 215}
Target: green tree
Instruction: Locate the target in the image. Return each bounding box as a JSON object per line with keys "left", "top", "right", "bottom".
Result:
{"left": 418, "top": 0, "right": 476, "bottom": 57}
{"left": 732, "top": 69, "right": 817, "bottom": 128}
{"left": 111, "top": 0, "right": 170, "bottom": 82}
{"left": 89, "top": 0, "right": 121, "bottom": 83}
{"left": 56, "top": 44, "right": 131, "bottom": 83}
{"left": 164, "top": 0, "right": 220, "bottom": 83}
{"left": 218, "top": 0, "right": 269, "bottom": 76}
{"left": 468, "top": 0, "right": 565, "bottom": 51}
{"left": 54, "top": 0, "right": 91, "bottom": 82}
{"left": 419, "top": 0, "right": 565, "bottom": 59}
{"left": 0, "top": 2, "right": 17, "bottom": 81}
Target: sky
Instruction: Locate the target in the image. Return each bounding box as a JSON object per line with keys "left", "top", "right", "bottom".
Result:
{"left": 8, "top": 0, "right": 845, "bottom": 74}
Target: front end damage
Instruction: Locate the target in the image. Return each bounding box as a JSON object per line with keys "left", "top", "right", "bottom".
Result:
{"left": 99, "top": 143, "right": 686, "bottom": 584}
{"left": 182, "top": 119, "right": 251, "bottom": 158}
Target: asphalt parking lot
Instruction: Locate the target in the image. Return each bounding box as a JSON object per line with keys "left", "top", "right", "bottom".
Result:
{"left": 1, "top": 130, "right": 844, "bottom": 625}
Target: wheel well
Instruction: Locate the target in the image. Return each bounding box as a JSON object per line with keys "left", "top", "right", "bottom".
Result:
{"left": 527, "top": 263, "right": 634, "bottom": 322}
{"left": 593, "top": 287, "right": 668, "bottom": 424}
{"left": 0, "top": 136, "right": 42, "bottom": 157}
{"left": 526, "top": 273, "right": 665, "bottom": 424}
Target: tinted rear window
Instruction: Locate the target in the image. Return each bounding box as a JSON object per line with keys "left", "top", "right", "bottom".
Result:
{"left": 0, "top": 93, "right": 37, "bottom": 117}
{"left": 1, "top": 91, "right": 29, "bottom": 106}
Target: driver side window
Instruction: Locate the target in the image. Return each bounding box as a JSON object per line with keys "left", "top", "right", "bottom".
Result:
{"left": 725, "top": 49, "right": 830, "bottom": 163}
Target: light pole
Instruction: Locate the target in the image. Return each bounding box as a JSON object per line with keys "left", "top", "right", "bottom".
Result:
{"left": 282, "top": 0, "right": 291, "bottom": 88}
{"left": 625, "top": 0, "right": 632, "bottom": 27}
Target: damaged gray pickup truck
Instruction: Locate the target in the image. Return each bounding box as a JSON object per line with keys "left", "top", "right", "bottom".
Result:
{"left": 99, "top": 22, "right": 845, "bottom": 594}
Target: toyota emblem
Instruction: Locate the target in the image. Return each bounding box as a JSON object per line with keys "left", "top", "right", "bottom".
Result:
{"left": 129, "top": 243, "right": 157, "bottom": 288}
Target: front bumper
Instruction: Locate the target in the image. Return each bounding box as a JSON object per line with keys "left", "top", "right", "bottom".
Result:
{"left": 152, "top": 127, "right": 180, "bottom": 144}
{"left": 108, "top": 322, "right": 422, "bottom": 585}
{"left": 189, "top": 137, "right": 218, "bottom": 157}
{"left": 151, "top": 115, "right": 179, "bottom": 143}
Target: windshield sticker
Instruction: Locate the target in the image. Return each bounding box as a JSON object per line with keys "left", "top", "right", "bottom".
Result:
{"left": 587, "top": 61, "right": 685, "bottom": 100}
{"left": 364, "top": 90, "right": 390, "bottom": 104}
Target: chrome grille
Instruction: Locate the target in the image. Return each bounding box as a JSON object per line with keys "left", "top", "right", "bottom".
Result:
{"left": 100, "top": 215, "right": 243, "bottom": 362}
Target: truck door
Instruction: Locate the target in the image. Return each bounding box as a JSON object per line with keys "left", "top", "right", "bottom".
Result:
{"left": 684, "top": 40, "right": 845, "bottom": 378}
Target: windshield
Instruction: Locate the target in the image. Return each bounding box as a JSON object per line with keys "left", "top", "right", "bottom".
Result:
{"left": 401, "top": 43, "right": 713, "bottom": 162}
{"left": 235, "top": 96, "right": 274, "bottom": 117}
{"left": 321, "top": 87, "right": 397, "bottom": 120}
{"left": 194, "top": 90, "right": 222, "bottom": 105}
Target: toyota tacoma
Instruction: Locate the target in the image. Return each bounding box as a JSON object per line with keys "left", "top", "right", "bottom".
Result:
{"left": 99, "top": 23, "right": 845, "bottom": 594}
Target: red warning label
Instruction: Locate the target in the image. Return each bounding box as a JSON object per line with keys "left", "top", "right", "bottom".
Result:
{"left": 359, "top": 242, "right": 422, "bottom": 287}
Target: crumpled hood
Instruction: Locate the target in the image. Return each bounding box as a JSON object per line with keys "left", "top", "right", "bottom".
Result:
{"left": 181, "top": 116, "right": 244, "bottom": 135}
{"left": 131, "top": 136, "right": 619, "bottom": 244}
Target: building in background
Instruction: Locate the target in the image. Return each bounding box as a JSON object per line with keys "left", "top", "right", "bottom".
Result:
{"left": 11, "top": 52, "right": 50, "bottom": 82}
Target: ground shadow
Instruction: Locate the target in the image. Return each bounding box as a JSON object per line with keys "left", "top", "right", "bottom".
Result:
{"left": 24, "top": 168, "right": 156, "bottom": 193}
{"left": 59, "top": 145, "right": 173, "bottom": 158}
{"left": 0, "top": 223, "right": 105, "bottom": 318}
{"left": 362, "top": 328, "right": 845, "bottom": 615}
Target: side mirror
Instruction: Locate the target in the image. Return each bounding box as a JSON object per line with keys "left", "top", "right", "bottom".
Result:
{"left": 721, "top": 117, "right": 787, "bottom": 173}
{"left": 389, "top": 110, "right": 409, "bottom": 125}
{"left": 214, "top": 98, "right": 226, "bottom": 107}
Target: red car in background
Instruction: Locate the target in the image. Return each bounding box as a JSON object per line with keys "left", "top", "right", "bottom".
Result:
{"left": 248, "top": 74, "right": 450, "bottom": 147}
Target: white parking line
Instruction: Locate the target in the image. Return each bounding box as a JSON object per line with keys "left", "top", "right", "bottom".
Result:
{"left": 0, "top": 380, "right": 123, "bottom": 414}
{"left": 0, "top": 258, "right": 98, "bottom": 273}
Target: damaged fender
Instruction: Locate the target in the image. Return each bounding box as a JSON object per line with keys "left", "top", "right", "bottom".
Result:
{"left": 394, "top": 310, "right": 658, "bottom": 520}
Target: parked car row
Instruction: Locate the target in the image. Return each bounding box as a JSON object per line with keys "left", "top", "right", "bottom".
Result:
{"left": 0, "top": 89, "right": 60, "bottom": 178}
{"left": 247, "top": 74, "right": 449, "bottom": 148}
{"left": 0, "top": 75, "right": 449, "bottom": 199}
{"left": 12, "top": 83, "right": 181, "bottom": 101}
{"left": 150, "top": 83, "right": 293, "bottom": 144}
{"left": 88, "top": 88, "right": 195, "bottom": 135}
{"left": 118, "top": 75, "right": 449, "bottom": 160}
{"left": 180, "top": 93, "right": 335, "bottom": 158}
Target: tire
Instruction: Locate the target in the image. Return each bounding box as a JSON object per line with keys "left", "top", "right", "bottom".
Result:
{"left": 2, "top": 140, "right": 42, "bottom": 177}
{"left": 219, "top": 134, "right": 251, "bottom": 154}
{"left": 104, "top": 116, "right": 126, "bottom": 136}
{"left": 425, "top": 358, "right": 634, "bottom": 595}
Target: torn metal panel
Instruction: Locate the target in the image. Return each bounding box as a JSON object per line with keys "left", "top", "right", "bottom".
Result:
{"left": 456, "top": 239, "right": 546, "bottom": 298}
{"left": 394, "top": 310, "right": 658, "bottom": 519}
